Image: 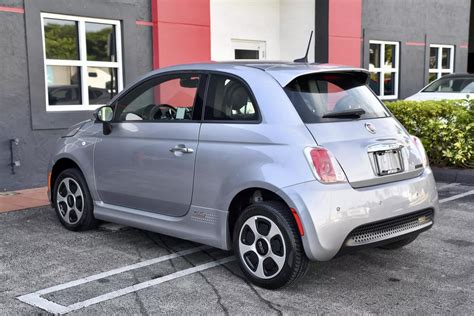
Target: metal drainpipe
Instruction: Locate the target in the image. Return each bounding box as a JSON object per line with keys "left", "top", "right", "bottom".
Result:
{"left": 9, "top": 138, "right": 20, "bottom": 174}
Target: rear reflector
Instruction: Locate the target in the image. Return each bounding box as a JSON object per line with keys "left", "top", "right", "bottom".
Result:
{"left": 411, "top": 135, "right": 429, "bottom": 167}
{"left": 304, "top": 147, "right": 347, "bottom": 183}
{"left": 290, "top": 208, "right": 304, "bottom": 236}
{"left": 47, "top": 172, "right": 52, "bottom": 191}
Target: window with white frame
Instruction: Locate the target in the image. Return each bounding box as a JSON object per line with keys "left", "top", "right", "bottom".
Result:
{"left": 41, "top": 13, "right": 122, "bottom": 111}
{"left": 429, "top": 45, "right": 454, "bottom": 83}
{"left": 368, "top": 41, "right": 399, "bottom": 100}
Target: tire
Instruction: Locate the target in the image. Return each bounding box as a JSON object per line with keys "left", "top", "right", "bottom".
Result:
{"left": 232, "top": 201, "right": 309, "bottom": 289}
{"left": 52, "top": 168, "right": 97, "bottom": 231}
{"left": 378, "top": 234, "right": 418, "bottom": 250}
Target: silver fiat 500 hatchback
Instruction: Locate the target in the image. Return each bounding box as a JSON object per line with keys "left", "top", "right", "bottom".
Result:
{"left": 48, "top": 62, "right": 439, "bottom": 289}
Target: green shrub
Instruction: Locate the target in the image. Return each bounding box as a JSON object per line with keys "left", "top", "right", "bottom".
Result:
{"left": 385, "top": 100, "right": 473, "bottom": 168}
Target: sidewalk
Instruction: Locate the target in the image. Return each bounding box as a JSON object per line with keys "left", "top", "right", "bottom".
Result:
{"left": 0, "top": 187, "right": 49, "bottom": 213}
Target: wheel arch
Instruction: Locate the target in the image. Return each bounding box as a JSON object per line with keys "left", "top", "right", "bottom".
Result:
{"left": 227, "top": 187, "right": 295, "bottom": 242}
{"left": 50, "top": 157, "right": 86, "bottom": 204}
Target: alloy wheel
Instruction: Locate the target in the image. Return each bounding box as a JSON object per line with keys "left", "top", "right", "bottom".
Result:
{"left": 238, "top": 215, "right": 286, "bottom": 279}
{"left": 56, "top": 177, "right": 84, "bottom": 225}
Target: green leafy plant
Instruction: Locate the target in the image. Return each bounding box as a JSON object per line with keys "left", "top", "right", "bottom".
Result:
{"left": 385, "top": 100, "right": 473, "bottom": 168}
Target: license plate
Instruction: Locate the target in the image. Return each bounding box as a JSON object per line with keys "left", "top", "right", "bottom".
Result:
{"left": 374, "top": 149, "right": 403, "bottom": 176}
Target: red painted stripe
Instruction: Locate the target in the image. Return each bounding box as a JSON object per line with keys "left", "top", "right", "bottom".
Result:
{"left": 328, "top": 0, "right": 362, "bottom": 67}
{"left": 460, "top": 44, "right": 468, "bottom": 49}
{"left": 136, "top": 20, "right": 154, "bottom": 26}
{"left": 152, "top": 0, "right": 160, "bottom": 69}
{"left": 151, "top": 0, "right": 210, "bottom": 69}
{"left": 406, "top": 41, "right": 425, "bottom": 47}
{"left": 0, "top": 6, "right": 24, "bottom": 13}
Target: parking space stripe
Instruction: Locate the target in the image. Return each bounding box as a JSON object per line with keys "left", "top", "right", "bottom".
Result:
{"left": 439, "top": 190, "right": 474, "bottom": 204}
{"left": 437, "top": 183, "right": 459, "bottom": 191}
{"left": 67, "top": 256, "right": 235, "bottom": 312}
{"left": 17, "top": 295, "right": 71, "bottom": 314}
{"left": 33, "top": 245, "right": 209, "bottom": 295}
{"left": 18, "top": 255, "right": 234, "bottom": 314}
{"left": 17, "top": 245, "right": 213, "bottom": 313}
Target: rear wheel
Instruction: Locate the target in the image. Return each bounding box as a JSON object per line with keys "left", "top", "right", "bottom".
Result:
{"left": 233, "top": 201, "right": 309, "bottom": 289}
{"left": 378, "top": 234, "right": 418, "bottom": 250}
{"left": 53, "top": 168, "right": 97, "bottom": 231}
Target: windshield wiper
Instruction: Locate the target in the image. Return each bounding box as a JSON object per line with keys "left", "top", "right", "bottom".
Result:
{"left": 322, "top": 108, "right": 366, "bottom": 119}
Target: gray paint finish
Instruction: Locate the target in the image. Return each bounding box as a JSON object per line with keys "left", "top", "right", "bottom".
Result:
{"left": 0, "top": 0, "right": 152, "bottom": 191}
{"left": 362, "top": 0, "right": 470, "bottom": 99}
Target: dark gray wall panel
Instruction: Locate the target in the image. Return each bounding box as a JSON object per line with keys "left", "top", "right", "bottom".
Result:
{"left": 0, "top": 0, "right": 152, "bottom": 191}
{"left": 362, "top": 0, "right": 470, "bottom": 98}
{"left": 24, "top": 0, "right": 152, "bottom": 130}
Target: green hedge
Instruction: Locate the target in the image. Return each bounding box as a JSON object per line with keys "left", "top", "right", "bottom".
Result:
{"left": 385, "top": 100, "right": 473, "bottom": 168}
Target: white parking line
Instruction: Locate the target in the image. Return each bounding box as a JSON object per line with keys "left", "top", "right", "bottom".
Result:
{"left": 437, "top": 183, "right": 460, "bottom": 191}
{"left": 439, "top": 190, "right": 474, "bottom": 204}
{"left": 17, "top": 245, "right": 234, "bottom": 314}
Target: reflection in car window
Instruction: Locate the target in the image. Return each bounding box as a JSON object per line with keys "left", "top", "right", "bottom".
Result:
{"left": 284, "top": 73, "right": 390, "bottom": 123}
{"left": 115, "top": 74, "right": 201, "bottom": 122}
{"left": 204, "top": 75, "right": 258, "bottom": 121}
{"left": 423, "top": 77, "right": 474, "bottom": 93}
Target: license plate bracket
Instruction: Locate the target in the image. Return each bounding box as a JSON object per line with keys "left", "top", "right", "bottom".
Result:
{"left": 373, "top": 149, "right": 403, "bottom": 176}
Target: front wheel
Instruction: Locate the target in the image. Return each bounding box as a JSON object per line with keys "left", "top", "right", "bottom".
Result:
{"left": 53, "top": 168, "right": 97, "bottom": 231}
{"left": 233, "top": 201, "right": 309, "bottom": 289}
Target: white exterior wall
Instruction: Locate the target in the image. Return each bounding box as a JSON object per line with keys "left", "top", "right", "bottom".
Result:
{"left": 279, "top": 0, "right": 315, "bottom": 62}
{"left": 210, "top": 0, "right": 280, "bottom": 61}
{"left": 210, "top": 0, "right": 315, "bottom": 62}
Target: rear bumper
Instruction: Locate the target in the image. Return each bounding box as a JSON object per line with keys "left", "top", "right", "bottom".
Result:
{"left": 278, "top": 167, "right": 439, "bottom": 261}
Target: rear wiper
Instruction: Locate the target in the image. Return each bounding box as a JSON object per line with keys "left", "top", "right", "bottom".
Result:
{"left": 322, "top": 108, "right": 366, "bottom": 119}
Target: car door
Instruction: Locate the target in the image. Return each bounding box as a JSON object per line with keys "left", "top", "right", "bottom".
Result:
{"left": 93, "top": 72, "right": 206, "bottom": 217}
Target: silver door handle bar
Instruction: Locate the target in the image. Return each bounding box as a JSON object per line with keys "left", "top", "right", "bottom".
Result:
{"left": 169, "top": 146, "right": 194, "bottom": 154}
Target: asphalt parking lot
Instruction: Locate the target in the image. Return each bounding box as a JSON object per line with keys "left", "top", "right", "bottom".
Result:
{"left": 1, "top": 181, "right": 473, "bottom": 315}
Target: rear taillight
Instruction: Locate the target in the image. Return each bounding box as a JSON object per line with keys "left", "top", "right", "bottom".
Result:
{"left": 304, "top": 147, "right": 347, "bottom": 183}
{"left": 411, "top": 135, "right": 429, "bottom": 167}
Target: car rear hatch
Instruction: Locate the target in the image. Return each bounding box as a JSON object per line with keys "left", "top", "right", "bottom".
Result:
{"left": 304, "top": 119, "right": 424, "bottom": 188}
{"left": 282, "top": 70, "right": 425, "bottom": 188}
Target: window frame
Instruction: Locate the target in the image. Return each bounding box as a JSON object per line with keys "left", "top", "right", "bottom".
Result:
{"left": 428, "top": 44, "right": 455, "bottom": 82}
{"left": 41, "top": 12, "right": 123, "bottom": 112}
{"left": 111, "top": 72, "right": 206, "bottom": 123}
{"left": 202, "top": 72, "right": 262, "bottom": 124}
{"left": 368, "top": 40, "right": 400, "bottom": 100}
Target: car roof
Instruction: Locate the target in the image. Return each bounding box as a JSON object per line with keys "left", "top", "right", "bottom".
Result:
{"left": 434, "top": 73, "right": 474, "bottom": 79}
{"left": 149, "top": 61, "right": 370, "bottom": 87}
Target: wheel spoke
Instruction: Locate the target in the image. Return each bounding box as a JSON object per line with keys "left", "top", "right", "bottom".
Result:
{"left": 73, "top": 206, "right": 83, "bottom": 215}
{"left": 247, "top": 217, "right": 258, "bottom": 236}
{"left": 74, "top": 188, "right": 83, "bottom": 198}
{"left": 270, "top": 252, "right": 285, "bottom": 270}
{"left": 254, "top": 259, "right": 265, "bottom": 278}
{"left": 267, "top": 223, "right": 280, "bottom": 239}
{"left": 57, "top": 194, "right": 67, "bottom": 204}
{"left": 239, "top": 242, "right": 254, "bottom": 257}
{"left": 64, "top": 179, "right": 72, "bottom": 195}
{"left": 64, "top": 208, "right": 71, "bottom": 223}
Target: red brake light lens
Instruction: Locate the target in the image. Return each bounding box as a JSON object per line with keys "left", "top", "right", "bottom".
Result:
{"left": 304, "top": 147, "right": 347, "bottom": 183}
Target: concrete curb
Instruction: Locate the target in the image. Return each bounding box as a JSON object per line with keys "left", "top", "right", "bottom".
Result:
{"left": 432, "top": 167, "right": 474, "bottom": 185}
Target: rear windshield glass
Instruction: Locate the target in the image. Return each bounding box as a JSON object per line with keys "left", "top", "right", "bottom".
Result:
{"left": 284, "top": 72, "right": 390, "bottom": 123}
{"left": 422, "top": 77, "right": 474, "bottom": 93}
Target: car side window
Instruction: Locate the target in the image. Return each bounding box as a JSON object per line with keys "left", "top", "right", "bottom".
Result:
{"left": 114, "top": 74, "right": 202, "bottom": 122}
{"left": 204, "top": 75, "right": 258, "bottom": 121}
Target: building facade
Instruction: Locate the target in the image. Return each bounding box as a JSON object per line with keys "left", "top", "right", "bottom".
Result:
{"left": 0, "top": 0, "right": 471, "bottom": 191}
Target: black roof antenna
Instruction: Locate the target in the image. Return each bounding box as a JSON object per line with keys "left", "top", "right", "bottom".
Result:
{"left": 293, "top": 31, "right": 314, "bottom": 63}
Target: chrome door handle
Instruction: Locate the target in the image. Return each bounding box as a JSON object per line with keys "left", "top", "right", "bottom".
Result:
{"left": 169, "top": 144, "right": 194, "bottom": 154}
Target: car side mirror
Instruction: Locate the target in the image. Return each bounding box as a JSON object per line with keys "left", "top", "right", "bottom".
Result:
{"left": 95, "top": 106, "right": 114, "bottom": 135}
